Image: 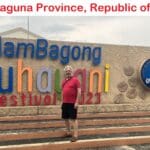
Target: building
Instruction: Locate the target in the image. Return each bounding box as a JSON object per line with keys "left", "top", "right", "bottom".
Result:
{"left": 0, "top": 27, "right": 150, "bottom": 116}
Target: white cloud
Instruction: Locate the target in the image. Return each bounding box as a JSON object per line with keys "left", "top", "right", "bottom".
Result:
{"left": 0, "top": 16, "right": 150, "bottom": 46}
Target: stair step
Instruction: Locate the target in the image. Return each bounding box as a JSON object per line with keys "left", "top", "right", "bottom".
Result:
{"left": 0, "top": 125, "right": 150, "bottom": 142}
{"left": 0, "top": 135, "right": 150, "bottom": 150}
{"left": 0, "top": 118, "right": 150, "bottom": 131}
{"left": 0, "top": 111, "right": 150, "bottom": 149}
{"left": 1, "top": 111, "right": 150, "bottom": 122}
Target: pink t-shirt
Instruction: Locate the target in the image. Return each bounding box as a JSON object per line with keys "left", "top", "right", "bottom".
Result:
{"left": 62, "top": 76, "right": 80, "bottom": 103}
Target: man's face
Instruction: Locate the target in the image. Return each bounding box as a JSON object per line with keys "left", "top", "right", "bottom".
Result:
{"left": 65, "top": 69, "right": 72, "bottom": 78}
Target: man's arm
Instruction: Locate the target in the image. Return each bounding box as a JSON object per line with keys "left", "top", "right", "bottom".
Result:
{"left": 75, "top": 88, "right": 81, "bottom": 108}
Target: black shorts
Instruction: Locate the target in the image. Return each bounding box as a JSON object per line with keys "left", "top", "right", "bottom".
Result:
{"left": 61, "top": 103, "right": 77, "bottom": 120}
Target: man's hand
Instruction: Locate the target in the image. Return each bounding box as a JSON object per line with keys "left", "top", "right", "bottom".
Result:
{"left": 74, "top": 102, "right": 78, "bottom": 109}
{"left": 60, "top": 101, "right": 63, "bottom": 109}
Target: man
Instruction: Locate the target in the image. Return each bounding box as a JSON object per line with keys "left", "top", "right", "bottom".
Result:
{"left": 61, "top": 65, "right": 81, "bottom": 142}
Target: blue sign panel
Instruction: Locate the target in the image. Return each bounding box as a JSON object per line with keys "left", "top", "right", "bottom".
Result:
{"left": 141, "top": 59, "right": 150, "bottom": 89}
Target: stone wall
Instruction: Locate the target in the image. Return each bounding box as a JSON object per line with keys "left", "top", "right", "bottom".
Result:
{"left": 0, "top": 104, "right": 150, "bottom": 116}
{"left": 0, "top": 37, "right": 150, "bottom": 115}
{"left": 102, "top": 44, "right": 150, "bottom": 104}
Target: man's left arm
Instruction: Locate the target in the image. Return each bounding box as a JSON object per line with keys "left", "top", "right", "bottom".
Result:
{"left": 75, "top": 88, "right": 81, "bottom": 108}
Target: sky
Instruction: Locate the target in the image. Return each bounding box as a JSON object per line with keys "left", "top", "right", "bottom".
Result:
{"left": 0, "top": 16, "right": 150, "bottom": 47}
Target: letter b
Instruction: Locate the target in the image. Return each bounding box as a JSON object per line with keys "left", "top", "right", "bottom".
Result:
{"left": 36, "top": 39, "right": 48, "bottom": 59}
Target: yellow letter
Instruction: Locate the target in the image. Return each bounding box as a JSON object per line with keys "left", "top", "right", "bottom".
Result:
{"left": 104, "top": 64, "right": 110, "bottom": 92}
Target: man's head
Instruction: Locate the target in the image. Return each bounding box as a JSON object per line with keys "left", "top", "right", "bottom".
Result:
{"left": 64, "top": 65, "right": 73, "bottom": 79}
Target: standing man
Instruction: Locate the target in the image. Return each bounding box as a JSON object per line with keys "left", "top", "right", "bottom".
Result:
{"left": 61, "top": 65, "right": 81, "bottom": 142}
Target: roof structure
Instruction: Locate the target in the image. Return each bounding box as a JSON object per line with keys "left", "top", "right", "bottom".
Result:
{"left": 0, "top": 27, "right": 43, "bottom": 39}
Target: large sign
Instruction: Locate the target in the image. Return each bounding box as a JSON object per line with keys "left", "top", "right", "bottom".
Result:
{"left": 0, "top": 37, "right": 101, "bottom": 65}
{"left": 0, "top": 37, "right": 110, "bottom": 106}
{"left": 140, "top": 59, "right": 150, "bottom": 89}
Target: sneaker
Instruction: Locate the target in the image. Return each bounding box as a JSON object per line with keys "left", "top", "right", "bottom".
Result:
{"left": 64, "top": 132, "right": 72, "bottom": 138}
{"left": 71, "top": 136, "right": 78, "bottom": 142}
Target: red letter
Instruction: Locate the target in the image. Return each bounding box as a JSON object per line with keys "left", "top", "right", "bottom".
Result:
{"left": 21, "top": 93, "right": 26, "bottom": 106}
{"left": 44, "top": 95, "right": 51, "bottom": 105}
{"left": 10, "top": 95, "right": 17, "bottom": 106}
{"left": 34, "top": 95, "right": 42, "bottom": 106}
{"left": 0, "top": 95, "right": 7, "bottom": 107}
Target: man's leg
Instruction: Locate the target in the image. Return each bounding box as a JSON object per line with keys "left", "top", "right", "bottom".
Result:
{"left": 62, "top": 103, "right": 71, "bottom": 137}
{"left": 64, "top": 119, "right": 71, "bottom": 135}
{"left": 71, "top": 119, "right": 78, "bottom": 141}
{"left": 70, "top": 103, "right": 78, "bottom": 142}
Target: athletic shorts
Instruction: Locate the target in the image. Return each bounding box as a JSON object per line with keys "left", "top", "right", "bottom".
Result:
{"left": 61, "top": 103, "right": 77, "bottom": 120}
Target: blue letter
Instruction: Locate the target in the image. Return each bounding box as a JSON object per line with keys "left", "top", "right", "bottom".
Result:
{"left": 82, "top": 46, "right": 91, "bottom": 60}
{"left": 92, "top": 47, "right": 101, "bottom": 65}
{"left": 49, "top": 45, "right": 59, "bottom": 60}
{"left": 0, "top": 67, "right": 13, "bottom": 93}
{"left": 36, "top": 39, "right": 48, "bottom": 59}
{"left": 16, "top": 43, "right": 34, "bottom": 58}
{"left": 71, "top": 46, "right": 81, "bottom": 61}
{"left": 4, "top": 42, "right": 15, "bottom": 58}
{"left": 60, "top": 45, "right": 70, "bottom": 65}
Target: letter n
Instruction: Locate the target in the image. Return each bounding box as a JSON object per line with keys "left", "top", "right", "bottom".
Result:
{"left": 74, "top": 69, "right": 86, "bottom": 92}
{"left": 89, "top": 68, "right": 102, "bottom": 93}
{"left": 17, "top": 59, "right": 33, "bottom": 93}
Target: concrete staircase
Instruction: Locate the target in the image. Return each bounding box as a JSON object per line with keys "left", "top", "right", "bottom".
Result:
{"left": 0, "top": 111, "right": 150, "bottom": 150}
